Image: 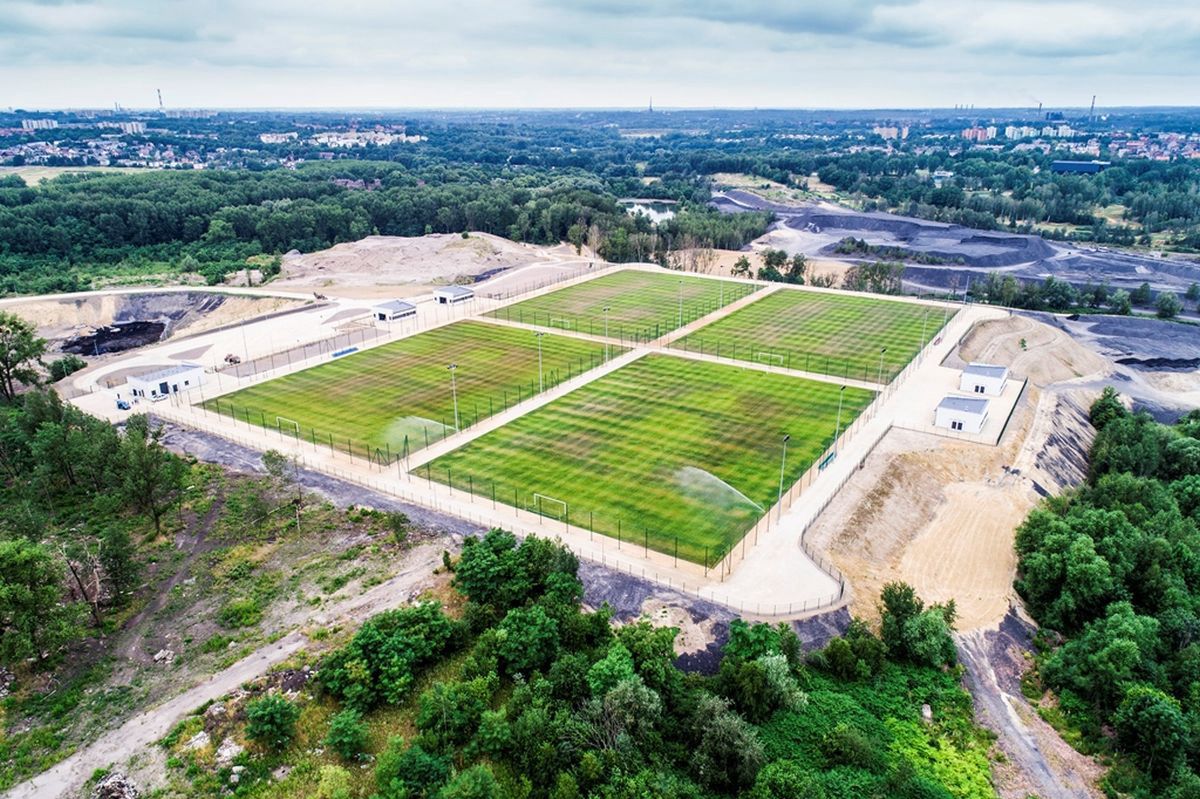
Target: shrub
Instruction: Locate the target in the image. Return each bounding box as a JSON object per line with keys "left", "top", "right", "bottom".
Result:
{"left": 316, "top": 764, "right": 352, "bottom": 799}
{"left": 325, "top": 708, "right": 369, "bottom": 760}
{"left": 375, "top": 737, "right": 450, "bottom": 799}
{"left": 438, "top": 764, "right": 501, "bottom": 799}
{"left": 244, "top": 693, "right": 299, "bottom": 750}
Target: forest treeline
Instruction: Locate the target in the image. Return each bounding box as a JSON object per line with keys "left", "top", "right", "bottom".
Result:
{"left": 1015, "top": 390, "right": 1200, "bottom": 797}
{"left": 0, "top": 163, "right": 770, "bottom": 295}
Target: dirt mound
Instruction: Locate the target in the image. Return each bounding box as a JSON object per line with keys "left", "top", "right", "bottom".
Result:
{"left": 271, "top": 232, "right": 542, "bottom": 298}
{"left": 956, "top": 315, "right": 1108, "bottom": 386}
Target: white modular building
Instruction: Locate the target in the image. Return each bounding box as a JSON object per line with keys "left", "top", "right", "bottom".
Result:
{"left": 934, "top": 395, "right": 990, "bottom": 434}
{"left": 126, "top": 363, "right": 205, "bottom": 401}
{"left": 373, "top": 299, "right": 417, "bottom": 322}
{"left": 433, "top": 285, "right": 475, "bottom": 305}
{"left": 959, "top": 362, "right": 1008, "bottom": 396}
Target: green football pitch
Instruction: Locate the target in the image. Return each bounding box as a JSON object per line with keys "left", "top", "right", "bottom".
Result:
{"left": 674, "top": 289, "right": 952, "bottom": 383}
{"left": 202, "top": 321, "right": 616, "bottom": 459}
{"left": 422, "top": 354, "right": 875, "bottom": 565}
{"left": 486, "top": 269, "right": 760, "bottom": 342}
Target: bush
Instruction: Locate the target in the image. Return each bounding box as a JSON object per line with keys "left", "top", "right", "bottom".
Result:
{"left": 438, "top": 764, "right": 501, "bottom": 799}
{"left": 325, "top": 708, "right": 368, "bottom": 760}
{"left": 375, "top": 737, "right": 450, "bottom": 799}
{"left": 47, "top": 355, "right": 86, "bottom": 383}
{"left": 217, "top": 597, "right": 262, "bottom": 628}
{"left": 316, "top": 764, "right": 352, "bottom": 799}
{"left": 244, "top": 693, "right": 299, "bottom": 750}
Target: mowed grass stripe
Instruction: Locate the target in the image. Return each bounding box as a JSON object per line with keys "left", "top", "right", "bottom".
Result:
{"left": 487, "top": 269, "right": 760, "bottom": 341}
{"left": 425, "top": 354, "right": 875, "bottom": 564}
{"left": 677, "top": 289, "right": 952, "bottom": 383}
{"left": 202, "top": 321, "right": 617, "bottom": 457}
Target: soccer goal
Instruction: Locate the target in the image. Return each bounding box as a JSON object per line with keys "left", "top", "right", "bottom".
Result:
{"left": 755, "top": 351, "right": 785, "bottom": 367}
{"left": 528, "top": 493, "right": 568, "bottom": 521}
{"left": 275, "top": 415, "right": 301, "bottom": 438}
{"left": 548, "top": 317, "right": 575, "bottom": 331}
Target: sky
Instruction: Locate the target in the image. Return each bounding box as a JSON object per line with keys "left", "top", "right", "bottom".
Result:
{"left": 1, "top": 0, "right": 1198, "bottom": 110}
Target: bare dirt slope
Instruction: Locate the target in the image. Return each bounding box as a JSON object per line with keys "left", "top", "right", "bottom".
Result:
{"left": 806, "top": 314, "right": 1104, "bottom": 631}
{"left": 270, "top": 232, "right": 549, "bottom": 298}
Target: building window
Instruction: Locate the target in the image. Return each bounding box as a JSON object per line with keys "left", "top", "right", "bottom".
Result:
{"left": 951, "top": 420, "right": 964, "bottom": 431}
{"left": 975, "top": 385, "right": 985, "bottom": 393}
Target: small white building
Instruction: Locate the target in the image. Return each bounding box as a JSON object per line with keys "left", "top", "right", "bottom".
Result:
{"left": 934, "top": 396, "right": 990, "bottom": 434}
{"left": 126, "top": 363, "right": 205, "bottom": 401}
{"left": 959, "top": 362, "right": 1008, "bottom": 396}
{"left": 433, "top": 285, "right": 474, "bottom": 305}
{"left": 373, "top": 299, "right": 417, "bottom": 322}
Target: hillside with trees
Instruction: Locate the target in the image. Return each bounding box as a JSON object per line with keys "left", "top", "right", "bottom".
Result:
{"left": 1015, "top": 388, "right": 1200, "bottom": 797}
{"left": 154, "top": 528, "right": 996, "bottom": 799}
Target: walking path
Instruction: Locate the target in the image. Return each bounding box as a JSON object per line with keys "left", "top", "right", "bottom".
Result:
{"left": 3, "top": 545, "right": 446, "bottom": 799}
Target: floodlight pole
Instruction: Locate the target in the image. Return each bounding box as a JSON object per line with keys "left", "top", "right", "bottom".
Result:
{"left": 877, "top": 346, "right": 887, "bottom": 386}
{"left": 447, "top": 363, "right": 460, "bottom": 430}
{"left": 535, "top": 331, "right": 546, "bottom": 392}
{"left": 920, "top": 308, "right": 929, "bottom": 357}
{"left": 678, "top": 279, "right": 683, "bottom": 328}
{"left": 834, "top": 385, "right": 847, "bottom": 452}
{"left": 603, "top": 305, "right": 611, "bottom": 360}
{"left": 776, "top": 434, "right": 790, "bottom": 522}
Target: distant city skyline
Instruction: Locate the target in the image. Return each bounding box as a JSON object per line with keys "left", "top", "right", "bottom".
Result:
{"left": 2, "top": 0, "right": 1197, "bottom": 110}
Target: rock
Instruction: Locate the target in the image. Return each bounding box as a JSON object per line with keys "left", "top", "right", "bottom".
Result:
{"left": 185, "top": 730, "right": 210, "bottom": 751}
{"left": 92, "top": 772, "right": 140, "bottom": 799}
{"left": 204, "top": 702, "right": 226, "bottom": 722}
{"left": 152, "top": 649, "right": 174, "bottom": 664}
{"left": 215, "top": 736, "right": 244, "bottom": 766}
{"left": 272, "top": 765, "right": 291, "bottom": 780}
{"left": 921, "top": 703, "right": 933, "bottom": 723}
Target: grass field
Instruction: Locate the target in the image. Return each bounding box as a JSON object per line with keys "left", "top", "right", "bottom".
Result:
{"left": 203, "top": 321, "right": 617, "bottom": 460}
{"left": 487, "top": 269, "right": 760, "bottom": 341}
{"left": 423, "top": 354, "right": 876, "bottom": 565}
{"left": 675, "top": 288, "right": 952, "bottom": 383}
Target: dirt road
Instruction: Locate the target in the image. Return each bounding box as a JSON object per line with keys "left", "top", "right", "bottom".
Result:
{"left": 2, "top": 543, "right": 445, "bottom": 799}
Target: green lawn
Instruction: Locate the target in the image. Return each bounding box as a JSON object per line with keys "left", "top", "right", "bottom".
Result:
{"left": 675, "top": 289, "right": 953, "bottom": 383}
{"left": 202, "top": 321, "right": 616, "bottom": 460}
{"left": 423, "top": 354, "right": 875, "bottom": 565}
{"left": 487, "top": 269, "right": 760, "bottom": 342}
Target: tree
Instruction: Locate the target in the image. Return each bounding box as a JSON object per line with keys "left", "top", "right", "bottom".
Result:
{"left": 731, "top": 255, "right": 752, "bottom": 278}
{"left": 0, "top": 538, "right": 82, "bottom": 666}
{"left": 1187, "top": 282, "right": 1200, "bottom": 303}
{"left": 375, "top": 737, "right": 450, "bottom": 799}
{"left": 46, "top": 355, "right": 86, "bottom": 383}
{"left": 1114, "top": 684, "right": 1188, "bottom": 779}
{"left": 750, "top": 760, "right": 827, "bottom": 799}
{"left": 0, "top": 311, "right": 46, "bottom": 404}
{"left": 1109, "top": 289, "right": 1132, "bottom": 315}
{"left": 100, "top": 526, "right": 140, "bottom": 605}
{"left": 1089, "top": 386, "right": 1127, "bottom": 431}
{"left": 586, "top": 642, "right": 636, "bottom": 696}
{"left": 1157, "top": 292, "right": 1184, "bottom": 319}
{"left": 121, "top": 415, "right": 187, "bottom": 535}
{"left": 689, "top": 694, "right": 765, "bottom": 792}
{"left": 325, "top": 708, "right": 369, "bottom": 760}
{"left": 437, "top": 764, "right": 501, "bottom": 799}
{"left": 499, "top": 605, "right": 559, "bottom": 674}
{"left": 245, "top": 693, "right": 300, "bottom": 750}
{"left": 1131, "top": 281, "right": 1153, "bottom": 306}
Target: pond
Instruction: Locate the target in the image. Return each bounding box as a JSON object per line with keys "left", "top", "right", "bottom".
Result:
{"left": 620, "top": 199, "right": 677, "bottom": 224}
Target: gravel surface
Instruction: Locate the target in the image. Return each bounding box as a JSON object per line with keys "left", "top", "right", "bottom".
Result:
{"left": 715, "top": 190, "right": 1200, "bottom": 294}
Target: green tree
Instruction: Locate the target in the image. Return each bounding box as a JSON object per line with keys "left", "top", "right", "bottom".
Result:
{"left": 731, "top": 255, "right": 752, "bottom": 277}
{"left": 437, "top": 764, "right": 501, "bottom": 799}
{"left": 1186, "top": 282, "right": 1200, "bottom": 303}
{"left": 375, "top": 737, "right": 450, "bottom": 799}
{"left": 325, "top": 708, "right": 369, "bottom": 760}
{"left": 689, "top": 694, "right": 765, "bottom": 792}
{"left": 0, "top": 311, "right": 46, "bottom": 404}
{"left": 245, "top": 693, "right": 300, "bottom": 750}
{"left": 1114, "top": 684, "right": 1188, "bottom": 779}
{"left": 46, "top": 355, "right": 86, "bottom": 383}
{"left": 120, "top": 415, "right": 187, "bottom": 534}
{"left": 100, "top": 526, "right": 140, "bottom": 606}
{"left": 586, "top": 642, "right": 636, "bottom": 696}
{"left": 0, "top": 538, "right": 82, "bottom": 666}
{"left": 1131, "top": 281, "right": 1153, "bottom": 306}
{"left": 1108, "top": 289, "right": 1132, "bottom": 315}
{"left": 1089, "top": 386, "right": 1127, "bottom": 431}
{"left": 499, "top": 605, "right": 560, "bottom": 674}
{"left": 1157, "top": 292, "right": 1184, "bottom": 319}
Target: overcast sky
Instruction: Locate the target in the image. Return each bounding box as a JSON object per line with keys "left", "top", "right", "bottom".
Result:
{"left": 2, "top": 0, "right": 1197, "bottom": 110}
